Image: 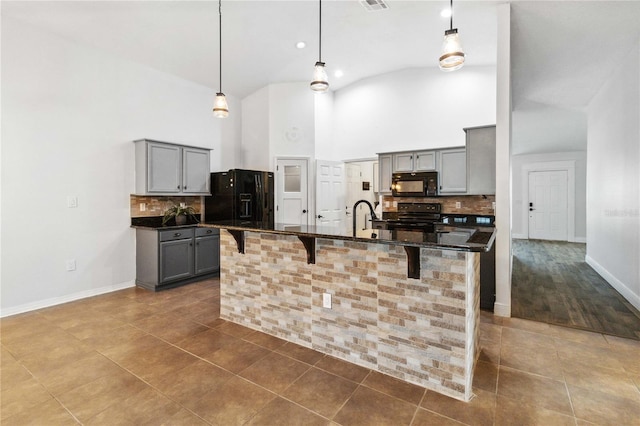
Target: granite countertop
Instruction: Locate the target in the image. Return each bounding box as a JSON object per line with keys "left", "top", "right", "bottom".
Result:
{"left": 199, "top": 220, "right": 496, "bottom": 252}
{"left": 130, "top": 216, "right": 200, "bottom": 230}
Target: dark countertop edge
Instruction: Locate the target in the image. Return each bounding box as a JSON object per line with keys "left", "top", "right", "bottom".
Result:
{"left": 198, "top": 222, "right": 496, "bottom": 253}
{"left": 131, "top": 224, "right": 200, "bottom": 230}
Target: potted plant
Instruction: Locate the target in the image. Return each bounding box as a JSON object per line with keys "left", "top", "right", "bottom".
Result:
{"left": 162, "top": 204, "right": 199, "bottom": 226}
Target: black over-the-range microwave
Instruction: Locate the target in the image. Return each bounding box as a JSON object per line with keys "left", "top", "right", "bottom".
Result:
{"left": 391, "top": 172, "right": 439, "bottom": 197}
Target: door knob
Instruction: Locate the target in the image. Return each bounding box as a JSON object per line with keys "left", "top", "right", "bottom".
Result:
{"left": 529, "top": 208, "right": 535, "bottom": 211}
{"left": 302, "top": 209, "right": 307, "bottom": 214}
{"left": 317, "top": 215, "right": 324, "bottom": 219}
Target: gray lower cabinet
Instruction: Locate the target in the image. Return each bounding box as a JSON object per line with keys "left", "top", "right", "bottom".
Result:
{"left": 136, "top": 227, "right": 219, "bottom": 290}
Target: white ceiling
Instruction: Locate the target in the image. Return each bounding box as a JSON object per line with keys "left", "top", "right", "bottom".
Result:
{"left": 3, "top": 1, "right": 640, "bottom": 155}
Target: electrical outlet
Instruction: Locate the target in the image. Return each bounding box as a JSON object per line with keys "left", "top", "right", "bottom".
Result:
{"left": 385, "top": 201, "right": 391, "bottom": 208}
{"left": 65, "top": 259, "right": 76, "bottom": 271}
{"left": 492, "top": 202, "right": 496, "bottom": 210}
{"left": 180, "top": 202, "right": 186, "bottom": 208}
{"left": 455, "top": 201, "right": 461, "bottom": 209}
{"left": 392, "top": 201, "right": 398, "bottom": 208}
{"left": 140, "top": 203, "right": 146, "bottom": 212}
{"left": 67, "top": 196, "right": 78, "bottom": 208}
{"left": 322, "top": 293, "right": 332, "bottom": 309}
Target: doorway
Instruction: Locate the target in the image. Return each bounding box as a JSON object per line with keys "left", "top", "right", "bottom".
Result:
{"left": 315, "top": 160, "right": 345, "bottom": 227}
{"left": 275, "top": 158, "right": 309, "bottom": 226}
{"left": 528, "top": 170, "right": 568, "bottom": 240}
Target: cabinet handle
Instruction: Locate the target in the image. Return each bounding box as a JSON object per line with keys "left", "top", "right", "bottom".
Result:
{"left": 177, "top": 185, "right": 180, "bottom": 189}
{"left": 184, "top": 186, "right": 187, "bottom": 190}
{"left": 206, "top": 230, "right": 213, "bottom": 234}
{"left": 174, "top": 233, "right": 181, "bottom": 237}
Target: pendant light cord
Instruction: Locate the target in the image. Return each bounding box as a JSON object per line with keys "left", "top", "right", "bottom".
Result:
{"left": 218, "top": 0, "right": 222, "bottom": 92}
{"left": 318, "top": 0, "right": 322, "bottom": 62}
{"left": 449, "top": 0, "right": 453, "bottom": 30}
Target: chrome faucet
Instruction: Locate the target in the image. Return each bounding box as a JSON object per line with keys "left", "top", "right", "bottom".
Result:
{"left": 352, "top": 200, "right": 378, "bottom": 237}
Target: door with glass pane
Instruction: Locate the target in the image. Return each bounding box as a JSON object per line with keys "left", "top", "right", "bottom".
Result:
{"left": 276, "top": 158, "right": 309, "bottom": 226}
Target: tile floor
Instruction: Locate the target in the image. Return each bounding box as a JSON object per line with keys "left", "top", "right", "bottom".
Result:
{"left": 1, "top": 278, "right": 639, "bottom": 425}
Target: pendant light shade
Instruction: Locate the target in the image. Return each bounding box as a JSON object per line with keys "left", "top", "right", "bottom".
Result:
{"left": 310, "top": 0, "right": 329, "bottom": 92}
{"left": 311, "top": 61, "right": 329, "bottom": 92}
{"left": 213, "top": 0, "right": 229, "bottom": 118}
{"left": 438, "top": 0, "right": 465, "bottom": 72}
{"left": 213, "top": 92, "right": 229, "bottom": 118}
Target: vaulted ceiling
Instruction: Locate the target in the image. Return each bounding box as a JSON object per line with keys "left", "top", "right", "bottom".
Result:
{"left": 3, "top": 1, "right": 639, "bottom": 155}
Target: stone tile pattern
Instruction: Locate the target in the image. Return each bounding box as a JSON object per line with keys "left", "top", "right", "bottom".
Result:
{"left": 130, "top": 195, "right": 203, "bottom": 218}
{"left": 220, "top": 230, "right": 480, "bottom": 401}
{"left": 382, "top": 195, "right": 495, "bottom": 215}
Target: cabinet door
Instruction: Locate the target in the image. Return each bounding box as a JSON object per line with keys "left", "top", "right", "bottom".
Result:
{"left": 194, "top": 235, "right": 220, "bottom": 275}
{"left": 438, "top": 148, "right": 467, "bottom": 193}
{"left": 159, "top": 238, "right": 193, "bottom": 283}
{"left": 378, "top": 155, "right": 393, "bottom": 194}
{"left": 393, "top": 153, "right": 414, "bottom": 172}
{"left": 414, "top": 151, "right": 436, "bottom": 171}
{"left": 183, "top": 148, "right": 210, "bottom": 194}
{"left": 147, "top": 143, "right": 181, "bottom": 193}
{"left": 466, "top": 125, "right": 496, "bottom": 195}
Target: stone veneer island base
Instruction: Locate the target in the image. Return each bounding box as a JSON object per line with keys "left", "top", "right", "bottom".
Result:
{"left": 216, "top": 229, "right": 481, "bottom": 402}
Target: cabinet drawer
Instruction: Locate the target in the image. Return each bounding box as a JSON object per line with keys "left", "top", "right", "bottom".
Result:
{"left": 159, "top": 228, "right": 194, "bottom": 242}
{"left": 195, "top": 227, "right": 219, "bottom": 237}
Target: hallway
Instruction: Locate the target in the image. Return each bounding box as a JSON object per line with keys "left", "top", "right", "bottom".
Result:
{"left": 511, "top": 239, "right": 640, "bottom": 340}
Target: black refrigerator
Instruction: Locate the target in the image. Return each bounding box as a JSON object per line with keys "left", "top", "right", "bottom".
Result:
{"left": 204, "top": 169, "right": 274, "bottom": 226}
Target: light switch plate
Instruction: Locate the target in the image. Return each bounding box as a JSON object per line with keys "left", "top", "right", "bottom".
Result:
{"left": 455, "top": 201, "right": 461, "bottom": 209}
{"left": 67, "top": 196, "right": 78, "bottom": 208}
{"left": 65, "top": 259, "right": 76, "bottom": 271}
{"left": 140, "top": 203, "right": 146, "bottom": 212}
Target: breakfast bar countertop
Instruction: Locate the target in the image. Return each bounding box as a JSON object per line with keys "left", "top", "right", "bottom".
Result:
{"left": 199, "top": 220, "right": 496, "bottom": 252}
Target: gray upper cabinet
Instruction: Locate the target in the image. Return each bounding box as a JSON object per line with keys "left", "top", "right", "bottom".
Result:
{"left": 438, "top": 148, "right": 467, "bottom": 194}
{"left": 134, "top": 139, "right": 210, "bottom": 195}
{"left": 392, "top": 150, "right": 437, "bottom": 173}
{"left": 465, "top": 125, "right": 496, "bottom": 195}
{"left": 378, "top": 154, "right": 393, "bottom": 194}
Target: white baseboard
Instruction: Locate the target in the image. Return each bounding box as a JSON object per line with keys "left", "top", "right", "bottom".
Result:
{"left": 572, "top": 237, "right": 587, "bottom": 243}
{"left": 511, "top": 233, "right": 527, "bottom": 240}
{"left": 0, "top": 280, "right": 136, "bottom": 318}
{"left": 585, "top": 255, "right": 640, "bottom": 312}
{"left": 493, "top": 302, "right": 511, "bottom": 317}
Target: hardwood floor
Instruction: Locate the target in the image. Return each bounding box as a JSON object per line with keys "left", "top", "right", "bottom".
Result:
{"left": 512, "top": 239, "right": 640, "bottom": 340}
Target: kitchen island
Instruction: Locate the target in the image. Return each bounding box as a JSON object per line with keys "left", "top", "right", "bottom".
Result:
{"left": 199, "top": 221, "right": 495, "bottom": 402}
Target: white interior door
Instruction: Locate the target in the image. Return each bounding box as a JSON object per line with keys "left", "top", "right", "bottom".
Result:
{"left": 345, "top": 163, "right": 362, "bottom": 232}
{"left": 528, "top": 170, "right": 568, "bottom": 240}
{"left": 276, "top": 158, "right": 309, "bottom": 226}
{"left": 315, "top": 160, "right": 345, "bottom": 228}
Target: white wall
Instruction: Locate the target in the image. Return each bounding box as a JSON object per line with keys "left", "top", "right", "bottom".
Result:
{"left": 585, "top": 40, "right": 640, "bottom": 311}
{"left": 1, "top": 17, "right": 222, "bottom": 314}
{"left": 215, "top": 94, "right": 242, "bottom": 172}
{"left": 241, "top": 86, "right": 270, "bottom": 170}
{"left": 512, "top": 151, "right": 587, "bottom": 241}
{"left": 268, "top": 83, "right": 315, "bottom": 161}
{"left": 331, "top": 66, "right": 496, "bottom": 160}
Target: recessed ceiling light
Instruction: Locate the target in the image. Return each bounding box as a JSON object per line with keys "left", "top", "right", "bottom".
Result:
{"left": 334, "top": 70, "right": 344, "bottom": 78}
{"left": 296, "top": 41, "right": 306, "bottom": 49}
{"left": 440, "top": 8, "right": 452, "bottom": 18}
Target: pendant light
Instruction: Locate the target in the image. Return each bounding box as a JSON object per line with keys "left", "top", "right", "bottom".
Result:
{"left": 310, "top": 0, "right": 329, "bottom": 92}
{"left": 438, "top": 0, "right": 465, "bottom": 72}
{"left": 213, "top": 0, "right": 229, "bottom": 118}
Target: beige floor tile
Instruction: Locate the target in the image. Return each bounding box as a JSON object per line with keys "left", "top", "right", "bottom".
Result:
{"left": 206, "top": 338, "right": 270, "bottom": 373}
{"left": 361, "top": 371, "right": 426, "bottom": 405}
{"left": 478, "top": 341, "right": 501, "bottom": 365}
{"left": 334, "top": 385, "right": 417, "bottom": 426}
{"left": 17, "top": 339, "right": 95, "bottom": 378}
{"left": 175, "top": 327, "right": 240, "bottom": 359}
{"left": 560, "top": 359, "right": 640, "bottom": 400}
{"left": 62, "top": 316, "right": 128, "bottom": 340}
{"left": 1, "top": 398, "right": 78, "bottom": 425}
{"left": 0, "top": 354, "right": 33, "bottom": 389}
{"left": 0, "top": 313, "right": 58, "bottom": 344}
{"left": 494, "top": 395, "right": 575, "bottom": 426}
{"left": 81, "top": 324, "right": 149, "bottom": 353}
{"left": 187, "top": 375, "right": 276, "bottom": 425}
{"left": 420, "top": 388, "right": 496, "bottom": 426}
{"left": 56, "top": 370, "right": 148, "bottom": 423}
{"left": 550, "top": 325, "right": 609, "bottom": 347}
{"left": 282, "top": 367, "right": 359, "bottom": 418}
{"left": 500, "top": 326, "right": 556, "bottom": 352}
{"left": 246, "top": 396, "right": 330, "bottom": 426}
{"left": 496, "top": 366, "right": 573, "bottom": 415}
{"left": 569, "top": 384, "right": 640, "bottom": 426}
{"left": 1, "top": 377, "right": 53, "bottom": 420}
{"left": 315, "top": 355, "right": 371, "bottom": 384}
{"left": 215, "top": 320, "right": 256, "bottom": 338}
{"left": 243, "top": 329, "right": 289, "bottom": 350}
{"left": 132, "top": 312, "right": 209, "bottom": 344}
{"left": 2, "top": 327, "right": 84, "bottom": 360}
{"left": 500, "top": 344, "right": 564, "bottom": 380}
{"left": 479, "top": 321, "right": 502, "bottom": 344}
{"left": 85, "top": 386, "right": 183, "bottom": 425}
{"left": 276, "top": 341, "right": 325, "bottom": 365}
{"left": 36, "top": 351, "right": 126, "bottom": 396}
{"left": 239, "top": 351, "right": 311, "bottom": 393}
{"left": 473, "top": 360, "right": 498, "bottom": 393}
{"left": 555, "top": 338, "right": 627, "bottom": 371}
{"left": 412, "top": 408, "right": 466, "bottom": 425}
{"left": 501, "top": 317, "right": 556, "bottom": 336}
{"left": 151, "top": 359, "right": 233, "bottom": 405}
